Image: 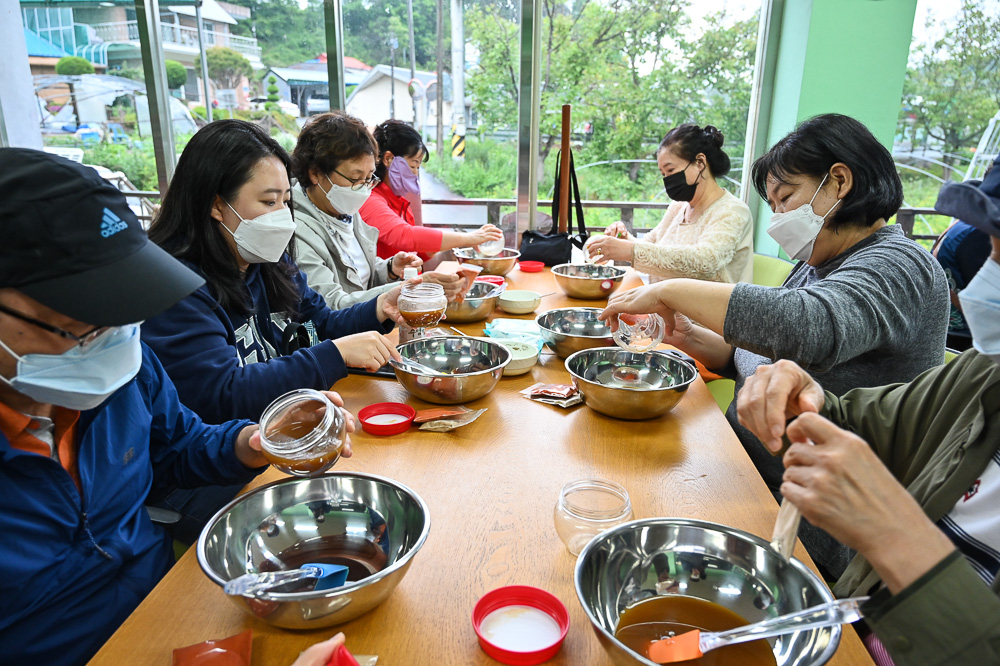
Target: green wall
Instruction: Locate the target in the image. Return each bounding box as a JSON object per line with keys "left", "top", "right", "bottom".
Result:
{"left": 753, "top": 0, "right": 918, "bottom": 256}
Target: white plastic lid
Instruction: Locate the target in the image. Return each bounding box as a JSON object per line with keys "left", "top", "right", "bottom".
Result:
{"left": 403, "top": 267, "right": 420, "bottom": 280}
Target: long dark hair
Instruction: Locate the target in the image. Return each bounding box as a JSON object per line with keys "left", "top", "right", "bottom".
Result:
{"left": 149, "top": 120, "right": 299, "bottom": 316}
{"left": 372, "top": 119, "right": 428, "bottom": 181}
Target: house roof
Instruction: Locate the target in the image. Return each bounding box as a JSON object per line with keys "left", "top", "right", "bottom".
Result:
{"left": 295, "top": 54, "right": 371, "bottom": 71}
{"left": 168, "top": 0, "right": 237, "bottom": 25}
{"left": 347, "top": 64, "right": 452, "bottom": 104}
{"left": 267, "top": 66, "right": 365, "bottom": 88}
{"left": 24, "top": 28, "right": 70, "bottom": 59}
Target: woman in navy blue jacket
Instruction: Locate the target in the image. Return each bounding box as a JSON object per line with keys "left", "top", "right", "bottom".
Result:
{"left": 143, "top": 120, "right": 405, "bottom": 426}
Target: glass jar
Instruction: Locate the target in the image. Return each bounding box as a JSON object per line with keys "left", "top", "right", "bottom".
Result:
{"left": 554, "top": 478, "right": 633, "bottom": 556}
{"left": 259, "top": 389, "right": 346, "bottom": 476}
{"left": 398, "top": 283, "right": 448, "bottom": 331}
{"left": 613, "top": 313, "right": 665, "bottom": 353}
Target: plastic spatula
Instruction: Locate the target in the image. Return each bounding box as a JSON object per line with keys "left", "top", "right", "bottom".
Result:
{"left": 224, "top": 563, "right": 349, "bottom": 597}
{"left": 645, "top": 597, "right": 868, "bottom": 664}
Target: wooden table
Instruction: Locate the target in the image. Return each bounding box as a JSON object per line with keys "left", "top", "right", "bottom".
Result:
{"left": 90, "top": 269, "right": 874, "bottom": 666}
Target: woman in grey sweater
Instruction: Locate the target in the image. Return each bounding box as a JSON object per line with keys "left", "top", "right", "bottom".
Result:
{"left": 601, "top": 114, "right": 950, "bottom": 575}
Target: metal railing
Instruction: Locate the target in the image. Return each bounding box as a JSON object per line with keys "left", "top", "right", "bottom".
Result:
{"left": 88, "top": 20, "right": 262, "bottom": 59}
{"left": 123, "top": 191, "right": 948, "bottom": 244}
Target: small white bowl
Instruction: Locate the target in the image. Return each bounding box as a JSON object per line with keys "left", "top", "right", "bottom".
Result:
{"left": 498, "top": 290, "right": 542, "bottom": 315}
{"left": 483, "top": 338, "right": 540, "bottom": 376}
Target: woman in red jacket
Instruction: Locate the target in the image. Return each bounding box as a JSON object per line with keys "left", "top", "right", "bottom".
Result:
{"left": 361, "top": 119, "right": 502, "bottom": 262}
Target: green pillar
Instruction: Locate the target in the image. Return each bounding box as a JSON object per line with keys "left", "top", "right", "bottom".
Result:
{"left": 752, "top": 0, "right": 918, "bottom": 256}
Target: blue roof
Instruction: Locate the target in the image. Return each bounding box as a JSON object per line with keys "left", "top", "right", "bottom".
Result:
{"left": 24, "top": 28, "right": 71, "bottom": 58}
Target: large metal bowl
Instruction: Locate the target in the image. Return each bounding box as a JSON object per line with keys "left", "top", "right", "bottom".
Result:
{"left": 197, "top": 473, "right": 430, "bottom": 630}
{"left": 576, "top": 518, "right": 841, "bottom": 666}
{"left": 565, "top": 348, "right": 697, "bottom": 420}
{"left": 394, "top": 336, "right": 511, "bottom": 404}
{"left": 535, "top": 307, "right": 615, "bottom": 358}
{"left": 552, "top": 263, "right": 626, "bottom": 300}
{"left": 454, "top": 247, "right": 520, "bottom": 276}
{"left": 445, "top": 281, "right": 502, "bottom": 324}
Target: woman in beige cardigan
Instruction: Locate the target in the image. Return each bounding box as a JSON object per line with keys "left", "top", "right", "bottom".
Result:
{"left": 587, "top": 124, "right": 754, "bottom": 284}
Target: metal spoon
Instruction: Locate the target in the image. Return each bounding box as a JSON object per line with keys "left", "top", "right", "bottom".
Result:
{"left": 389, "top": 357, "right": 451, "bottom": 377}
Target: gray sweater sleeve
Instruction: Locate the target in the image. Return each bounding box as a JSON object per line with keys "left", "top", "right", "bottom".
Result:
{"left": 722, "top": 238, "right": 945, "bottom": 373}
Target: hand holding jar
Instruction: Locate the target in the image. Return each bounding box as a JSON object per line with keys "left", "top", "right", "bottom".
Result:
{"left": 258, "top": 389, "right": 355, "bottom": 476}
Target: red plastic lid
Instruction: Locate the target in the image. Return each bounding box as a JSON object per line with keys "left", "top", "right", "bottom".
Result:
{"left": 357, "top": 402, "right": 416, "bottom": 436}
{"left": 475, "top": 275, "right": 506, "bottom": 286}
{"left": 518, "top": 261, "right": 545, "bottom": 273}
{"left": 472, "top": 586, "right": 569, "bottom": 665}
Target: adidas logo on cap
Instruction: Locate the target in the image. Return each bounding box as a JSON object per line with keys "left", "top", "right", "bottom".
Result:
{"left": 101, "top": 207, "right": 128, "bottom": 237}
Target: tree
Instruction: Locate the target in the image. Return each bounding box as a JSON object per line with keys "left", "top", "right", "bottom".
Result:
{"left": 195, "top": 47, "right": 253, "bottom": 92}
{"left": 165, "top": 60, "right": 188, "bottom": 90}
{"left": 55, "top": 56, "right": 95, "bottom": 75}
{"left": 225, "top": 0, "right": 326, "bottom": 67}
{"left": 899, "top": 0, "right": 1000, "bottom": 173}
{"left": 266, "top": 75, "right": 281, "bottom": 111}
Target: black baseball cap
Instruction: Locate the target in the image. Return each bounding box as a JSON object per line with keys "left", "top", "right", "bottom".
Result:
{"left": 935, "top": 153, "right": 1000, "bottom": 238}
{"left": 0, "top": 148, "right": 204, "bottom": 326}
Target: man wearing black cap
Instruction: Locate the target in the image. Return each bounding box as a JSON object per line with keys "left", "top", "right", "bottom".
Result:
{"left": 0, "top": 149, "right": 273, "bottom": 664}
{"left": 733, "top": 155, "right": 1000, "bottom": 665}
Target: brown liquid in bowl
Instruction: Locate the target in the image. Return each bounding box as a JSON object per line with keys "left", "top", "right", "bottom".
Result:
{"left": 615, "top": 596, "right": 777, "bottom": 665}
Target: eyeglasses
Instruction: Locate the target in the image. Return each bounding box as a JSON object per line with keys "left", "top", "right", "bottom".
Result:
{"left": 0, "top": 303, "right": 113, "bottom": 349}
{"left": 332, "top": 168, "right": 381, "bottom": 192}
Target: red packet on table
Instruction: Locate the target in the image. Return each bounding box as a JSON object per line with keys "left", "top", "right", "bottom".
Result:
{"left": 522, "top": 383, "right": 577, "bottom": 399}
{"left": 413, "top": 406, "right": 472, "bottom": 423}
{"left": 172, "top": 630, "right": 252, "bottom": 666}
{"left": 434, "top": 260, "right": 483, "bottom": 303}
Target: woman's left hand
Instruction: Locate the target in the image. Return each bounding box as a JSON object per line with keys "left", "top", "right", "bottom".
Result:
{"left": 391, "top": 252, "right": 422, "bottom": 279}
{"left": 377, "top": 279, "right": 419, "bottom": 326}
{"left": 586, "top": 235, "right": 633, "bottom": 264}
{"left": 290, "top": 633, "right": 346, "bottom": 666}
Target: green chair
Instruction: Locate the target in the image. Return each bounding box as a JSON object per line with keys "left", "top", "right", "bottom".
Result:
{"left": 945, "top": 348, "right": 958, "bottom": 363}
{"left": 752, "top": 253, "right": 795, "bottom": 287}
{"left": 706, "top": 378, "right": 735, "bottom": 412}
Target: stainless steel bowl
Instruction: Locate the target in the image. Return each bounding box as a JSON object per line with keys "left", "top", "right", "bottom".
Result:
{"left": 445, "top": 281, "right": 502, "bottom": 324}
{"left": 535, "top": 307, "right": 615, "bottom": 358}
{"left": 552, "top": 263, "right": 626, "bottom": 300}
{"left": 565, "top": 348, "right": 697, "bottom": 420}
{"left": 576, "top": 518, "right": 841, "bottom": 666}
{"left": 454, "top": 247, "right": 520, "bottom": 276}
{"left": 197, "top": 473, "right": 430, "bottom": 630}
{"left": 394, "top": 336, "right": 511, "bottom": 404}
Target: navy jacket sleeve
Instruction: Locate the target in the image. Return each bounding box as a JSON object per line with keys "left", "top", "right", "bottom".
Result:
{"left": 141, "top": 285, "right": 349, "bottom": 424}
{"left": 293, "top": 269, "right": 394, "bottom": 339}
{"left": 137, "top": 344, "right": 264, "bottom": 491}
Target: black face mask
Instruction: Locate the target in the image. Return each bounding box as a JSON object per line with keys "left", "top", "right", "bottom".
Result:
{"left": 662, "top": 161, "right": 701, "bottom": 202}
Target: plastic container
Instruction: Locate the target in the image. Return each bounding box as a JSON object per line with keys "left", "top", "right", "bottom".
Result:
{"left": 518, "top": 261, "right": 545, "bottom": 273}
{"left": 260, "top": 389, "right": 347, "bottom": 477}
{"left": 612, "top": 313, "right": 666, "bottom": 352}
{"left": 473, "top": 586, "right": 569, "bottom": 665}
{"left": 554, "top": 478, "right": 633, "bottom": 555}
{"left": 358, "top": 402, "right": 416, "bottom": 436}
{"left": 475, "top": 275, "right": 507, "bottom": 288}
{"left": 478, "top": 237, "right": 506, "bottom": 257}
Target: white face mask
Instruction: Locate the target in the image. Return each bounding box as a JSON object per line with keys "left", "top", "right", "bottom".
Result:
{"left": 767, "top": 174, "right": 841, "bottom": 262}
{"left": 959, "top": 257, "right": 1000, "bottom": 365}
{"left": 0, "top": 324, "right": 142, "bottom": 411}
{"left": 221, "top": 201, "right": 296, "bottom": 264}
{"left": 323, "top": 174, "right": 372, "bottom": 217}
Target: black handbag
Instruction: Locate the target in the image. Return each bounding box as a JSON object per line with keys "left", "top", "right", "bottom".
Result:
{"left": 519, "top": 150, "right": 589, "bottom": 265}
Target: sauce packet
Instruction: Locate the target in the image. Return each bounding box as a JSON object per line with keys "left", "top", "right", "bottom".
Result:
{"left": 172, "top": 630, "right": 252, "bottom": 666}
{"left": 413, "top": 406, "right": 472, "bottom": 423}
{"left": 522, "top": 383, "right": 577, "bottom": 399}
{"left": 419, "top": 408, "right": 488, "bottom": 431}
